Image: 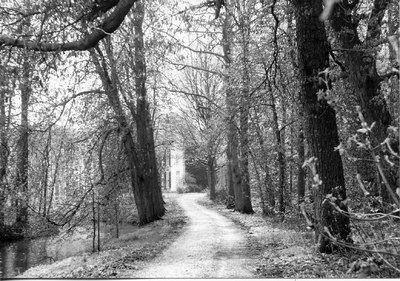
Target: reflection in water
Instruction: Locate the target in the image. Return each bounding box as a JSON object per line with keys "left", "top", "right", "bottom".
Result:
{"left": 0, "top": 223, "right": 135, "bottom": 278}
{"left": 0, "top": 239, "right": 47, "bottom": 278}
{"left": 0, "top": 237, "right": 91, "bottom": 278}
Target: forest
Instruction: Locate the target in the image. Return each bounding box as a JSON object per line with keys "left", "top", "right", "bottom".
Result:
{"left": 0, "top": 0, "right": 399, "bottom": 278}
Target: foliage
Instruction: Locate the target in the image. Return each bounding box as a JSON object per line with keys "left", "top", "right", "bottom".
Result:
{"left": 15, "top": 194, "right": 188, "bottom": 278}
{"left": 0, "top": 0, "right": 399, "bottom": 277}
{"left": 198, "top": 193, "right": 400, "bottom": 278}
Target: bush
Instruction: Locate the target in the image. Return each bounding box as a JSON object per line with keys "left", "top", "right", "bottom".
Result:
{"left": 214, "top": 188, "right": 228, "bottom": 203}
{"left": 186, "top": 184, "right": 204, "bottom": 193}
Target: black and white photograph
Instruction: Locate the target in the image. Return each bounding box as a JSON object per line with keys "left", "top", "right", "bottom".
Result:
{"left": 0, "top": 0, "right": 399, "bottom": 278}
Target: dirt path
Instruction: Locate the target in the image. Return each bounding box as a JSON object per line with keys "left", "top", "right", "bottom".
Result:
{"left": 124, "top": 193, "right": 255, "bottom": 278}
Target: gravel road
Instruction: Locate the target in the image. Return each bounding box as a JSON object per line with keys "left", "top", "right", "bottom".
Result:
{"left": 129, "top": 193, "right": 255, "bottom": 278}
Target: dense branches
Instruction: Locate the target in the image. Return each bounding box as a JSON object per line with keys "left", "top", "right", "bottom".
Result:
{"left": 0, "top": 0, "right": 137, "bottom": 51}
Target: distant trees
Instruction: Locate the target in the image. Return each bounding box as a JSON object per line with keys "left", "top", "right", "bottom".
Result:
{"left": 0, "top": 0, "right": 167, "bottom": 236}
{"left": 168, "top": 52, "right": 224, "bottom": 200}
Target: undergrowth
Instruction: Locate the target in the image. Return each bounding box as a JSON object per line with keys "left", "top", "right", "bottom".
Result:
{"left": 197, "top": 194, "right": 400, "bottom": 278}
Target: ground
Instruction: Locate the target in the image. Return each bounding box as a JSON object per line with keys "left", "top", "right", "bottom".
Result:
{"left": 121, "top": 193, "right": 255, "bottom": 278}
{"left": 15, "top": 192, "right": 399, "bottom": 278}
{"left": 15, "top": 192, "right": 188, "bottom": 278}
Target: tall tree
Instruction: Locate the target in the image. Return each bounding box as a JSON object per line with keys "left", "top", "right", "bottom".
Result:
{"left": 222, "top": 7, "right": 236, "bottom": 209}
{"left": 292, "top": 0, "right": 351, "bottom": 253}
{"left": 0, "top": 0, "right": 165, "bottom": 226}
{"left": 297, "top": 127, "right": 305, "bottom": 205}
{"left": 230, "top": 0, "right": 254, "bottom": 214}
{"left": 15, "top": 53, "right": 31, "bottom": 226}
{"left": 329, "top": 0, "right": 397, "bottom": 207}
{"left": 90, "top": 1, "right": 165, "bottom": 225}
{"left": 0, "top": 62, "right": 9, "bottom": 226}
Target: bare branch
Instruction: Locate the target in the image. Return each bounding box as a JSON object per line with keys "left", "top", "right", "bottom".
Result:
{"left": 98, "top": 128, "right": 117, "bottom": 183}
{"left": 154, "top": 28, "right": 225, "bottom": 60}
{"left": 0, "top": 0, "right": 137, "bottom": 52}
{"left": 169, "top": 60, "right": 226, "bottom": 77}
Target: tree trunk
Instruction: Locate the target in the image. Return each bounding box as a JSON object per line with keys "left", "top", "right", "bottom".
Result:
{"left": 239, "top": 93, "right": 254, "bottom": 214}
{"left": 89, "top": 1, "right": 165, "bottom": 225}
{"left": 270, "top": 91, "right": 285, "bottom": 219}
{"left": 330, "top": 1, "right": 396, "bottom": 208}
{"left": 15, "top": 55, "right": 30, "bottom": 226}
{"left": 226, "top": 145, "right": 235, "bottom": 208}
{"left": 249, "top": 109, "right": 274, "bottom": 215}
{"left": 0, "top": 64, "right": 8, "bottom": 226}
{"left": 47, "top": 134, "right": 63, "bottom": 217}
{"left": 250, "top": 149, "right": 266, "bottom": 213}
{"left": 297, "top": 127, "right": 306, "bottom": 205}
{"left": 41, "top": 130, "right": 51, "bottom": 217}
{"left": 237, "top": 9, "right": 254, "bottom": 215}
{"left": 223, "top": 11, "right": 235, "bottom": 209}
{"left": 132, "top": 0, "right": 165, "bottom": 224}
{"left": 293, "top": 0, "right": 351, "bottom": 253}
{"left": 229, "top": 101, "right": 243, "bottom": 212}
{"left": 207, "top": 154, "right": 216, "bottom": 200}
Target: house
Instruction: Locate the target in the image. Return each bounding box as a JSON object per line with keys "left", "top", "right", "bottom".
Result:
{"left": 162, "top": 147, "right": 185, "bottom": 192}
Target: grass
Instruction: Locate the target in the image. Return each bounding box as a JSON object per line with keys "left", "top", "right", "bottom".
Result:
{"left": 196, "top": 194, "right": 400, "bottom": 278}
{"left": 16, "top": 193, "right": 188, "bottom": 278}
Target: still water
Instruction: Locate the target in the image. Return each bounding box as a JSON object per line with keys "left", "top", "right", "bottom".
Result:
{"left": 0, "top": 223, "right": 134, "bottom": 278}
{"left": 0, "top": 236, "right": 92, "bottom": 278}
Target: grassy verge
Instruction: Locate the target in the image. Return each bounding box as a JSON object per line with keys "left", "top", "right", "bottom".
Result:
{"left": 196, "top": 195, "right": 398, "bottom": 278}
{"left": 16, "top": 193, "right": 188, "bottom": 278}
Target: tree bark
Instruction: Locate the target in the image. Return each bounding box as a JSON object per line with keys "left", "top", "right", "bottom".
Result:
{"left": 130, "top": 0, "right": 165, "bottom": 224}
{"left": 297, "top": 127, "right": 305, "bottom": 205}
{"left": 0, "top": 64, "right": 8, "bottom": 226}
{"left": 223, "top": 10, "right": 235, "bottom": 209}
{"left": 15, "top": 55, "right": 31, "bottom": 226}
{"left": 330, "top": 0, "right": 396, "bottom": 208}
{"left": 228, "top": 97, "right": 243, "bottom": 212}
{"left": 90, "top": 1, "right": 165, "bottom": 225}
{"left": 207, "top": 154, "right": 216, "bottom": 200}
{"left": 270, "top": 91, "right": 285, "bottom": 219}
{"left": 0, "top": 0, "right": 138, "bottom": 51}
{"left": 293, "top": 0, "right": 351, "bottom": 253}
{"left": 41, "top": 131, "right": 51, "bottom": 217}
{"left": 238, "top": 11, "right": 254, "bottom": 214}
{"left": 239, "top": 93, "right": 254, "bottom": 214}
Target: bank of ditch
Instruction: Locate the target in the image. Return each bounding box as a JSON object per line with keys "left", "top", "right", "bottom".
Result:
{"left": 15, "top": 192, "right": 188, "bottom": 278}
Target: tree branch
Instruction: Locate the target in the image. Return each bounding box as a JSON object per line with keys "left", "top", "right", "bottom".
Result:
{"left": 154, "top": 28, "right": 225, "bottom": 60}
{"left": 169, "top": 60, "right": 226, "bottom": 77}
{"left": 379, "top": 69, "right": 400, "bottom": 81}
{"left": 0, "top": 0, "right": 137, "bottom": 52}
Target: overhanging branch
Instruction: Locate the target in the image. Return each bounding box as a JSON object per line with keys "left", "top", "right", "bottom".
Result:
{"left": 0, "top": 0, "right": 137, "bottom": 52}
